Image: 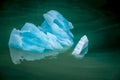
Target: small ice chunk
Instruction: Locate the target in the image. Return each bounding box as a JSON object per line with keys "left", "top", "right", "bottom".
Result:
{"left": 72, "top": 35, "right": 88, "bottom": 58}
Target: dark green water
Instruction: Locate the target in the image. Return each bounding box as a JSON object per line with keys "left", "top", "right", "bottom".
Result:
{"left": 0, "top": 0, "right": 120, "bottom": 80}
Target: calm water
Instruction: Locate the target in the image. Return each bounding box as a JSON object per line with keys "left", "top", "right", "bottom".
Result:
{"left": 0, "top": 0, "right": 120, "bottom": 80}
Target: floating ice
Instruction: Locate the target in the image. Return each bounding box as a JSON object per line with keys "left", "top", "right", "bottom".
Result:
{"left": 72, "top": 35, "right": 88, "bottom": 58}
{"left": 8, "top": 10, "right": 89, "bottom": 64}
{"left": 8, "top": 10, "right": 74, "bottom": 64}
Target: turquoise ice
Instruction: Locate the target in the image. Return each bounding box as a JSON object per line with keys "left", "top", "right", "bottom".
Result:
{"left": 9, "top": 10, "right": 74, "bottom": 53}
{"left": 8, "top": 10, "right": 88, "bottom": 64}
{"left": 8, "top": 10, "right": 75, "bottom": 64}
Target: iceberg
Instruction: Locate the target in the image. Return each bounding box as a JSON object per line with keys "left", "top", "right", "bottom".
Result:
{"left": 9, "top": 10, "right": 74, "bottom": 52}
{"left": 8, "top": 10, "right": 74, "bottom": 64}
{"left": 72, "top": 35, "right": 88, "bottom": 58}
{"left": 8, "top": 10, "right": 89, "bottom": 64}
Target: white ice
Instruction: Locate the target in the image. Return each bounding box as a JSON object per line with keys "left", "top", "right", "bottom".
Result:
{"left": 72, "top": 35, "right": 88, "bottom": 58}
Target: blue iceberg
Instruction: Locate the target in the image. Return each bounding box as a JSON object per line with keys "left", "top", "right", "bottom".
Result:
{"left": 8, "top": 10, "right": 74, "bottom": 64}
{"left": 9, "top": 10, "right": 74, "bottom": 53}
{"left": 8, "top": 10, "right": 89, "bottom": 64}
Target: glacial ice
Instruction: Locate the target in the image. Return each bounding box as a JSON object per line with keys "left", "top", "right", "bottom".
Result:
{"left": 8, "top": 10, "right": 89, "bottom": 64}
{"left": 8, "top": 10, "right": 74, "bottom": 64}
{"left": 72, "top": 35, "right": 88, "bottom": 58}
{"left": 9, "top": 10, "right": 74, "bottom": 52}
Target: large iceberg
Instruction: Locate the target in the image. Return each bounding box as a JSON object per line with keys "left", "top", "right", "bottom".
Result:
{"left": 8, "top": 10, "right": 88, "bottom": 64}
{"left": 8, "top": 10, "right": 74, "bottom": 64}
{"left": 9, "top": 10, "right": 74, "bottom": 53}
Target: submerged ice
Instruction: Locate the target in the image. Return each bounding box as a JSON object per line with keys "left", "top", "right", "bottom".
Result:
{"left": 8, "top": 10, "right": 88, "bottom": 64}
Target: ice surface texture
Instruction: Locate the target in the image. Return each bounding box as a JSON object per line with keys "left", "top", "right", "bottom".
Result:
{"left": 9, "top": 10, "right": 74, "bottom": 53}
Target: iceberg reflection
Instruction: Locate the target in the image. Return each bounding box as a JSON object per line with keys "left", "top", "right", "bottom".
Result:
{"left": 9, "top": 48, "right": 59, "bottom": 64}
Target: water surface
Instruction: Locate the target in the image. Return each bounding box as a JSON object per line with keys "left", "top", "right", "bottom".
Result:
{"left": 0, "top": 0, "right": 120, "bottom": 80}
